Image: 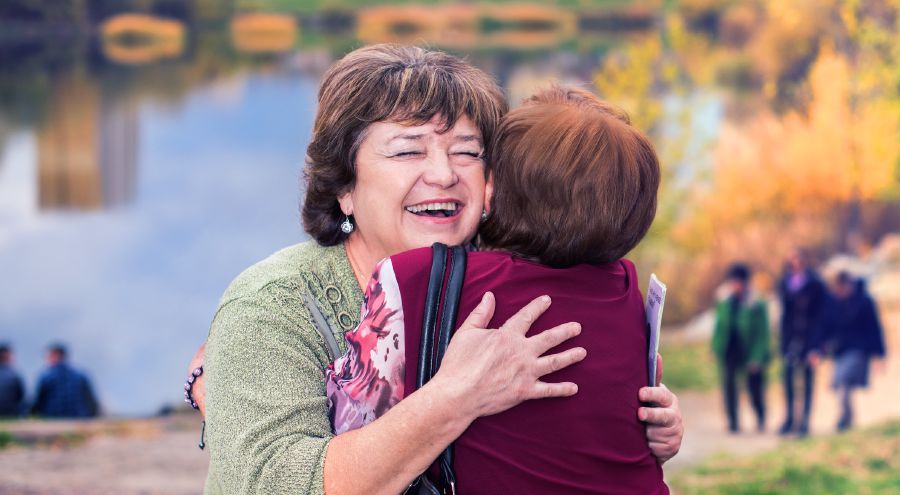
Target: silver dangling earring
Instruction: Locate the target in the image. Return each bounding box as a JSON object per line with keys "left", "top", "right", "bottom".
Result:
{"left": 340, "top": 215, "right": 354, "bottom": 234}
{"left": 481, "top": 209, "right": 488, "bottom": 222}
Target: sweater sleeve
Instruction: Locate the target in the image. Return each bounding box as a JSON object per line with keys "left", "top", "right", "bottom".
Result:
{"left": 749, "top": 301, "right": 771, "bottom": 365}
{"left": 205, "top": 282, "right": 335, "bottom": 495}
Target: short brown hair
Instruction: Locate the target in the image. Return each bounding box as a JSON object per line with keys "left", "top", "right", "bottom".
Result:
{"left": 302, "top": 44, "right": 508, "bottom": 245}
{"left": 480, "top": 85, "right": 660, "bottom": 267}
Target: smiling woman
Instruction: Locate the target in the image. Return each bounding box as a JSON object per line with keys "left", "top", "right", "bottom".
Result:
{"left": 337, "top": 115, "right": 489, "bottom": 287}
{"left": 197, "top": 44, "right": 684, "bottom": 495}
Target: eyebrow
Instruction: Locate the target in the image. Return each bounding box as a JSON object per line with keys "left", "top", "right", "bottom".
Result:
{"left": 455, "top": 134, "right": 482, "bottom": 144}
{"left": 386, "top": 133, "right": 483, "bottom": 144}
{"left": 388, "top": 133, "right": 425, "bottom": 142}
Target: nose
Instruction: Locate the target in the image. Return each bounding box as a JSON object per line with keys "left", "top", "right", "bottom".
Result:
{"left": 422, "top": 152, "right": 459, "bottom": 188}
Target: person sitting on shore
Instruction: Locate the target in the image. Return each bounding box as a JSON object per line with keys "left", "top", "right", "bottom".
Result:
{"left": 0, "top": 343, "right": 25, "bottom": 418}
{"left": 32, "top": 343, "right": 100, "bottom": 419}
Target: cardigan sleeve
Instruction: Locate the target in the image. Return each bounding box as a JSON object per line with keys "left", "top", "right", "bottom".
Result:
{"left": 205, "top": 282, "right": 336, "bottom": 495}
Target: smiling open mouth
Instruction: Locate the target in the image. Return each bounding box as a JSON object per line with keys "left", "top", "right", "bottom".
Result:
{"left": 405, "top": 202, "right": 461, "bottom": 218}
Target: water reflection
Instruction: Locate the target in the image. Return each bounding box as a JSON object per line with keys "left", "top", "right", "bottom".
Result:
{"left": 1, "top": 70, "right": 320, "bottom": 415}
{"left": 37, "top": 72, "right": 138, "bottom": 210}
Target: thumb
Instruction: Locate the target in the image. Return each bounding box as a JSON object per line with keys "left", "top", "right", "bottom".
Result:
{"left": 459, "top": 291, "right": 495, "bottom": 331}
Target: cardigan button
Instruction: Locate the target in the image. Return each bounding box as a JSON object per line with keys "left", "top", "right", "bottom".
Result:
{"left": 325, "top": 286, "right": 342, "bottom": 304}
{"left": 338, "top": 312, "right": 353, "bottom": 329}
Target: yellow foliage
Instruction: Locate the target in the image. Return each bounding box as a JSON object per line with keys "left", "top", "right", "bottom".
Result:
{"left": 660, "top": 41, "right": 900, "bottom": 320}
{"left": 605, "top": 0, "right": 900, "bottom": 320}
{"left": 593, "top": 35, "right": 665, "bottom": 131}
{"left": 749, "top": 0, "right": 829, "bottom": 96}
{"left": 695, "top": 47, "right": 898, "bottom": 226}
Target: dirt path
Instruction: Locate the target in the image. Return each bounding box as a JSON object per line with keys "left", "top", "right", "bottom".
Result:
{"left": 665, "top": 304, "right": 900, "bottom": 475}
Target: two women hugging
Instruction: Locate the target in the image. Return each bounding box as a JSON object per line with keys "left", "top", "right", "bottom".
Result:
{"left": 326, "top": 85, "right": 668, "bottom": 494}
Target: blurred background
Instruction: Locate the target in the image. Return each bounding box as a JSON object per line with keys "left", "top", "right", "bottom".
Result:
{"left": 0, "top": 0, "right": 898, "bottom": 493}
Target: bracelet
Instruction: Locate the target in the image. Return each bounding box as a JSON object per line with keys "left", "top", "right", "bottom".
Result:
{"left": 183, "top": 366, "right": 203, "bottom": 410}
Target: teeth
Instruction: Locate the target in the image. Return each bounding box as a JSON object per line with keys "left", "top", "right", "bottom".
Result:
{"left": 405, "top": 202, "right": 459, "bottom": 213}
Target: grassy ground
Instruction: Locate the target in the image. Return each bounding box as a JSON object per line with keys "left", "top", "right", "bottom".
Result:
{"left": 659, "top": 340, "right": 719, "bottom": 391}
{"left": 670, "top": 420, "right": 900, "bottom": 494}
{"left": 659, "top": 338, "right": 788, "bottom": 393}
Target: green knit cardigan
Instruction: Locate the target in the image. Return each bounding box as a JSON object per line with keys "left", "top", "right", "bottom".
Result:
{"left": 204, "top": 241, "right": 363, "bottom": 494}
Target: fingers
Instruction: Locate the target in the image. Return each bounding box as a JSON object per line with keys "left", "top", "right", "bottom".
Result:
{"left": 648, "top": 441, "right": 677, "bottom": 464}
{"left": 499, "top": 295, "right": 552, "bottom": 335}
{"left": 187, "top": 342, "right": 207, "bottom": 418}
{"left": 188, "top": 342, "right": 205, "bottom": 375}
{"left": 638, "top": 405, "right": 677, "bottom": 427}
{"left": 535, "top": 346, "right": 587, "bottom": 377}
{"left": 530, "top": 380, "right": 578, "bottom": 399}
{"left": 639, "top": 384, "right": 674, "bottom": 407}
{"left": 458, "top": 292, "right": 496, "bottom": 331}
{"left": 529, "top": 322, "right": 581, "bottom": 354}
{"left": 655, "top": 353, "right": 663, "bottom": 385}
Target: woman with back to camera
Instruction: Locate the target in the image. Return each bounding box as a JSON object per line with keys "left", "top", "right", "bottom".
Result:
{"left": 194, "top": 44, "right": 683, "bottom": 495}
{"left": 327, "top": 85, "right": 669, "bottom": 494}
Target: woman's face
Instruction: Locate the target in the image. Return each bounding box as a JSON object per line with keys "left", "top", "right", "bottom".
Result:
{"left": 338, "top": 115, "right": 490, "bottom": 262}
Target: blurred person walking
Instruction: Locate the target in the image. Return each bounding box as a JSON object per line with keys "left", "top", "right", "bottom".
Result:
{"left": 712, "top": 264, "right": 770, "bottom": 433}
{"left": 0, "top": 343, "right": 25, "bottom": 417}
{"left": 778, "top": 248, "right": 827, "bottom": 437}
{"left": 823, "top": 272, "right": 886, "bottom": 432}
{"left": 32, "top": 343, "right": 99, "bottom": 418}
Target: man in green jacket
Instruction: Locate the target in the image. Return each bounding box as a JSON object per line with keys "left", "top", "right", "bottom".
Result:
{"left": 712, "top": 263, "right": 770, "bottom": 433}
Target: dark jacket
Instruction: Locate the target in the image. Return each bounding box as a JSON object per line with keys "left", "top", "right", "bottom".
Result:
{"left": 0, "top": 364, "right": 25, "bottom": 417}
{"left": 778, "top": 269, "right": 827, "bottom": 358}
{"left": 712, "top": 293, "right": 771, "bottom": 367}
{"left": 31, "top": 363, "right": 99, "bottom": 418}
{"left": 823, "top": 281, "right": 886, "bottom": 358}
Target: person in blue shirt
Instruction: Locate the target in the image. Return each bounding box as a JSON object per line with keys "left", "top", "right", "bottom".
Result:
{"left": 0, "top": 343, "right": 25, "bottom": 417}
{"left": 31, "top": 343, "right": 99, "bottom": 418}
{"left": 824, "top": 272, "right": 886, "bottom": 432}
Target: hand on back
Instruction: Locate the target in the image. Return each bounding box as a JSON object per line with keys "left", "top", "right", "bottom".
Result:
{"left": 430, "top": 292, "right": 586, "bottom": 419}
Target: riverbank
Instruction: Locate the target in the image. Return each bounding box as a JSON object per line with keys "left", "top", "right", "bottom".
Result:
{"left": 0, "top": 414, "right": 207, "bottom": 495}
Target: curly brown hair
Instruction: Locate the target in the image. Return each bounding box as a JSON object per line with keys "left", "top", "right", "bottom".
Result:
{"left": 302, "top": 44, "right": 508, "bottom": 245}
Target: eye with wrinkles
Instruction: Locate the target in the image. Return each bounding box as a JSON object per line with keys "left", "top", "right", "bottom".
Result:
{"left": 391, "top": 150, "right": 425, "bottom": 158}
{"left": 452, "top": 150, "right": 483, "bottom": 159}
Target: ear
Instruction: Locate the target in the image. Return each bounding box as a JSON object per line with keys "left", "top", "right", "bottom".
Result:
{"left": 337, "top": 190, "right": 354, "bottom": 216}
{"left": 483, "top": 172, "right": 494, "bottom": 213}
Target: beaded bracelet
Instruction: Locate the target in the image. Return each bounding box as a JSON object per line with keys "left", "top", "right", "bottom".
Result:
{"left": 183, "top": 366, "right": 203, "bottom": 410}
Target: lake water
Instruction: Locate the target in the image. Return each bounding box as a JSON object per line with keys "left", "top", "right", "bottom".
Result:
{"left": 0, "top": 7, "right": 716, "bottom": 415}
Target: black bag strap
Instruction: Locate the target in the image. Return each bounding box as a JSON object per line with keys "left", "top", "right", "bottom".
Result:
{"left": 412, "top": 243, "right": 467, "bottom": 495}
{"left": 418, "top": 243, "right": 447, "bottom": 389}
{"left": 436, "top": 245, "right": 466, "bottom": 368}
